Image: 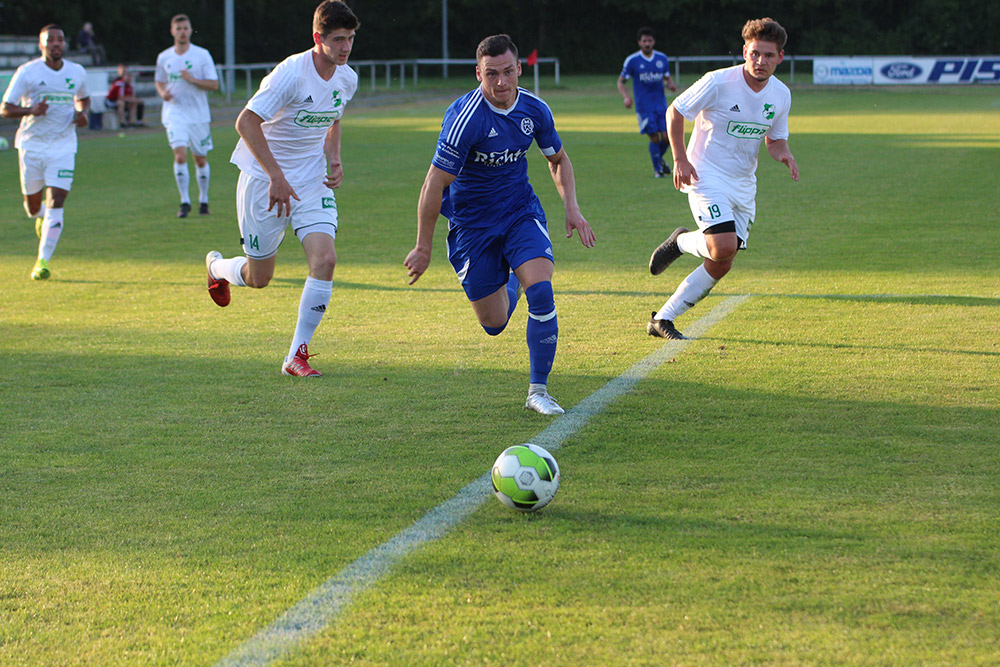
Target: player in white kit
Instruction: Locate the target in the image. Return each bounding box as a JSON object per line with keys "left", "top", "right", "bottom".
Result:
{"left": 1, "top": 24, "right": 89, "bottom": 280}
{"left": 155, "top": 14, "right": 218, "bottom": 218}
{"left": 646, "top": 18, "right": 799, "bottom": 339}
{"left": 204, "top": 0, "right": 359, "bottom": 377}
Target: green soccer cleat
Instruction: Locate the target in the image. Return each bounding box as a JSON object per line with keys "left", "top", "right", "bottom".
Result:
{"left": 31, "top": 258, "right": 50, "bottom": 280}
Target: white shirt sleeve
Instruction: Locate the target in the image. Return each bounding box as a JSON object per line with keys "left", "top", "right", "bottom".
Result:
{"left": 672, "top": 71, "right": 717, "bottom": 121}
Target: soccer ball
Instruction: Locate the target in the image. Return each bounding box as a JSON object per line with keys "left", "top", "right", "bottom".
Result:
{"left": 0, "top": 137, "right": 8, "bottom": 150}
{"left": 491, "top": 444, "right": 560, "bottom": 512}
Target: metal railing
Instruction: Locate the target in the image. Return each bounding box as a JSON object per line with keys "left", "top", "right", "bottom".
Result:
{"left": 213, "top": 57, "right": 561, "bottom": 102}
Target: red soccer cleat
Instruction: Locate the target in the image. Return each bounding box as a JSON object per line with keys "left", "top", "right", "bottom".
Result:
{"left": 205, "top": 251, "right": 230, "bottom": 307}
{"left": 282, "top": 344, "right": 322, "bottom": 377}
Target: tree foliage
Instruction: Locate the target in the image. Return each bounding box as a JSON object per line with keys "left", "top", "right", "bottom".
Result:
{"left": 1, "top": 0, "right": 996, "bottom": 72}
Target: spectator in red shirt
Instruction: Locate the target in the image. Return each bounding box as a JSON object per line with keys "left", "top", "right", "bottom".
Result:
{"left": 107, "top": 63, "right": 144, "bottom": 128}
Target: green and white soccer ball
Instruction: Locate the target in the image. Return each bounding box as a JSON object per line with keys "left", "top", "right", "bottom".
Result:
{"left": 491, "top": 444, "right": 560, "bottom": 512}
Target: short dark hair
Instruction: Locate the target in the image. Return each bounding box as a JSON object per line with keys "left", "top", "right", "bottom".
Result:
{"left": 313, "top": 1, "right": 360, "bottom": 36}
{"left": 39, "top": 24, "right": 63, "bottom": 36}
{"left": 171, "top": 14, "right": 190, "bottom": 25}
{"left": 476, "top": 34, "right": 518, "bottom": 61}
{"left": 742, "top": 17, "right": 787, "bottom": 50}
{"left": 637, "top": 27, "right": 655, "bottom": 40}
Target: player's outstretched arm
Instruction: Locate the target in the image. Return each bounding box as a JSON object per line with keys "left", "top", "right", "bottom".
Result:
{"left": 236, "top": 108, "right": 299, "bottom": 217}
{"left": 405, "top": 165, "right": 456, "bottom": 285}
{"left": 545, "top": 148, "right": 596, "bottom": 248}
{"left": 323, "top": 120, "right": 343, "bottom": 189}
{"left": 766, "top": 137, "right": 799, "bottom": 181}
{"left": 667, "top": 104, "right": 697, "bottom": 190}
{"left": 616, "top": 77, "right": 633, "bottom": 109}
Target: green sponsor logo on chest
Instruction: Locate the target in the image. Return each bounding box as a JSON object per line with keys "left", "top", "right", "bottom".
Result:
{"left": 43, "top": 93, "right": 75, "bottom": 105}
{"left": 322, "top": 197, "right": 336, "bottom": 209}
{"left": 727, "top": 120, "right": 769, "bottom": 139}
{"left": 293, "top": 109, "right": 340, "bottom": 128}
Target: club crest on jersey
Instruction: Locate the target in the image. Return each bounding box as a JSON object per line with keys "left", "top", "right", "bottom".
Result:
{"left": 520, "top": 118, "right": 534, "bottom": 136}
{"left": 332, "top": 90, "right": 342, "bottom": 108}
{"left": 65, "top": 78, "right": 75, "bottom": 90}
{"left": 763, "top": 103, "right": 775, "bottom": 120}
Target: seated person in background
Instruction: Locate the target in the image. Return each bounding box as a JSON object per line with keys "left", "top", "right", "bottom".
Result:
{"left": 107, "top": 64, "right": 144, "bottom": 127}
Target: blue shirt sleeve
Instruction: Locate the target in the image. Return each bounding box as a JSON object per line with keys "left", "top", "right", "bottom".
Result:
{"left": 432, "top": 99, "right": 474, "bottom": 176}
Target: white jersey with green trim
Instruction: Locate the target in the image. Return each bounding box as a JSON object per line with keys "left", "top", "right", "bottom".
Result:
{"left": 155, "top": 43, "right": 218, "bottom": 125}
{"left": 2, "top": 57, "right": 89, "bottom": 156}
{"left": 673, "top": 64, "right": 790, "bottom": 192}
{"left": 230, "top": 50, "right": 358, "bottom": 188}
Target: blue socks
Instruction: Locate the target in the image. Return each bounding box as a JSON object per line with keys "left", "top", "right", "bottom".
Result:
{"left": 482, "top": 272, "right": 523, "bottom": 336}
{"left": 525, "top": 281, "right": 557, "bottom": 385}
{"left": 648, "top": 141, "right": 663, "bottom": 172}
{"left": 479, "top": 277, "right": 558, "bottom": 386}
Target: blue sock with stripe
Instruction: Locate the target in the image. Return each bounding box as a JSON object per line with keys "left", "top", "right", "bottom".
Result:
{"left": 482, "top": 272, "right": 523, "bottom": 336}
{"left": 525, "top": 281, "right": 557, "bottom": 385}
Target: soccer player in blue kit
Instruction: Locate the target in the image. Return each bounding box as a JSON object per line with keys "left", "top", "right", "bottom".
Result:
{"left": 617, "top": 27, "right": 677, "bottom": 178}
{"left": 404, "top": 34, "right": 596, "bottom": 416}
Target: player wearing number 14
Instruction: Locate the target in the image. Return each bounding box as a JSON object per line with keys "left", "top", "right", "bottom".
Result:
{"left": 646, "top": 17, "right": 799, "bottom": 340}
{"left": 204, "top": 0, "right": 359, "bottom": 377}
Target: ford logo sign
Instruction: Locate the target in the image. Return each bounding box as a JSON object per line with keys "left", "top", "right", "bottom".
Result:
{"left": 880, "top": 62, "right": 922, "bottom": 80}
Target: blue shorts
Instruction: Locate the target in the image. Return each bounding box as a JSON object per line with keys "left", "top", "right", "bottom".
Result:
{"left": 446, "top": 215, "right": 554, "bottom": 301}
{"left": 637, "top": 108, "right": 667, "bottom": 135}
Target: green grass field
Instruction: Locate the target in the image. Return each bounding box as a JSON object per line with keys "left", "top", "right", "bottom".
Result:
{"left": 1, "top": 80, "right": 998, "bottom": 665}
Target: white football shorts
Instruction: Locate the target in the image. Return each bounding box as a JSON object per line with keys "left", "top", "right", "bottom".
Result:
{"left": 685, "top": 182, "right": 756, "bottom": 248}
{"left": 236, "top": 172, "right": 339, "bottom": 260}
{"left": 18, "top": 150, "right": 75, "bottom": 195}
{"left": 165, "top": 121, "right": 213, "bottom": 155}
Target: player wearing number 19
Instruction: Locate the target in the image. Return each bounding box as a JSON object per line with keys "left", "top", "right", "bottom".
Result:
{"left": 204, "top": 0, "right": 359, "bottom": 377}
{"left": 646, "top": 18, "right": 799, "bottom": 339}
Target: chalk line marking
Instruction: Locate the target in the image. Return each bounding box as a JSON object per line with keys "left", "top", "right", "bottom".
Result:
{"left": 216, "top": 294, "right": 751, "bottom": 667}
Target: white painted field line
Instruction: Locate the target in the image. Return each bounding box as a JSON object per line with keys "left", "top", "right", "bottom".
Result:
{"left": 215, "top": 294, "right": 751, "bottom": 667}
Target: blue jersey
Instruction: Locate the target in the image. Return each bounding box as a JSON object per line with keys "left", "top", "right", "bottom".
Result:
{"left": 620, "top": 50, "right": 671, "bottom": 114}
{"left": 432, "top": 86, "right": 562, "bottom": 230}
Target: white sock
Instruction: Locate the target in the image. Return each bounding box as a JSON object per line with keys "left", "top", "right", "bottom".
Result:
{"left": 196, "top": 163, "right": 210, "bottom": 204}
{"left": 656, "top": 264, "right": 719, "bottom": 322}
{"left": 38, "top": 207, "right": 64, "bottom": 261}
{"left": 174, "top": 162, "right": 190, "bottom": 204}
{"left": 287, "top": 276, "right": 333, "bottom": 360}
{"left": 677, "top": 230, "right": 711, "bottom": 259}
{"left": 210, "top": 256, "right": 248, "bottom": 286}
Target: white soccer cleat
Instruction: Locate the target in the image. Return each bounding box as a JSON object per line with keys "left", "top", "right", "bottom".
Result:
{"left": 525, "top": 391, "right": 565, "bottom": 416}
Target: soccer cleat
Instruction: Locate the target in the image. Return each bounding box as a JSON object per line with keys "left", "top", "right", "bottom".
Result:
{"left": 282, "top": 344, "right": 322, "bottom": 377}
{"left": 648, "top": 226, "right": 689, "bottom": 275}
{"left": 35, "top": 217, "right": 42, "bottom": 238}
{"left": 654, "top": 170, "right": 667, "bottom": 178}
{"left": 199, "top": 203, "right": 210, "bottom": 216}
{"left": 177, "top": 202, "right": 191, "bottom": 218}
{"left": 205, "top": 250, "right": 230, "bottom": 307}
{"left": 647, "top": 313, "right": 688, "bottom": 340}
{"left": 660, "top": 159, "right": 672, "bottom": 175}
{"left": 31, "top": 258, "right": 50, "bottom": 280}
{"left": 525, "top": 391, "right": 565, "bottom": 416}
